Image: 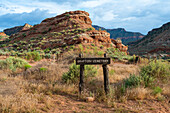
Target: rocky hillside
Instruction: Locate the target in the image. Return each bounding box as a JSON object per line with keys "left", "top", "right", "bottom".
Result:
{"left": 4, "top": 23, "right": 33, "bottom": 36}
{"left": 128, "top": 22, "right": 170, "bottom": 55}
{"left": 93, "top": 25, "right": 144, "bottom": 45}
{"left": 1, "top": 10, "right": 127, "bottom": 54}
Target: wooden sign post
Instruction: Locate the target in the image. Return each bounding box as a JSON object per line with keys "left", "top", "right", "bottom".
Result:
{"left": 76, "top": 53, "right": 110, "bottom": 95}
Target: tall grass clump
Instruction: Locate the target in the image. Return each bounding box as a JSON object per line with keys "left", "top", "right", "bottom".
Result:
{"left": 0, "top": 57, "right": 28, "bottom": 71}
{"left": 62, "top": 62, "right": 97, "bottom": 83}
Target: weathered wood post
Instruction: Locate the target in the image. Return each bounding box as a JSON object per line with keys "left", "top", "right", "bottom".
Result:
{"left": 102, "top": 53, "right": 109, "bottom": 94}
{"left": 57, "top": 53, "right": 59, "bottom": 62}
{"left": 79, "top": 53, "right": 84, "bottom": 94}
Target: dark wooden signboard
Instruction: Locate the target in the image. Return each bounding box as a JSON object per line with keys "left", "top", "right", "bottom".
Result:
{"left": 76, "top": 58, "right": 110, "bottom": 65}
{"left": 76, "top": 54, "right": 110, "bottom": 95}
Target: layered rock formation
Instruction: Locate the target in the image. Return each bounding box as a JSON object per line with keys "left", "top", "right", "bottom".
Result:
{"left": 128, "top": 22, "right": 170, "bottom": 55}
{"left": 4, "top": 23, "right": 33, "bottom": 36}
{"left": 111, "top": 39, "right": 128, "bottom": 52}
{"left": 93, "top": 25, "right": 144, "bottom": 45}
{"left": 2, "top": 10, "right": 127, "bottom": 53}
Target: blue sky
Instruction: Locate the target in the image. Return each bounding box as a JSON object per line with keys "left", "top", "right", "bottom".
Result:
{"left": 0, "top": 0, "right": 170, "bottom": 34}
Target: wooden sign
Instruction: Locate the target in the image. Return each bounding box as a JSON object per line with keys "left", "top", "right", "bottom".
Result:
{"left": 76, "top": 53, "right": 110, "bottom": 95}
{"left": 76, "top": 58, "right": 110, "bottom": 65}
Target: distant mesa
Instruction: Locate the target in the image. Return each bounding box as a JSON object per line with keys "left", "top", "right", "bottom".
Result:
{"left": 128, "top": 22, "right": 170, "bottom": 55}
{"left": 1, "top": 10, "right": 128, "bottom": 53}
{"left": 4, "top": 23, "right": 33, "bottom": 36}
{"left": 93, "top": 25, "right": 145, "bottom": 45}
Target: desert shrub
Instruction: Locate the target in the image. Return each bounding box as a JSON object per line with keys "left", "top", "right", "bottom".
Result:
{"left": 87, "top": 27, "right": 94, "bottom": 31}
{"left": 65, "top": 14, "right": 70, "bottom": 17}
{"left": 140, "top": 72, "right": 154, "bottom": 87}
{"left": 140, "top": 60, "right": 170, "bottom": 79}
{"left": 26, "top": 51, "right": 42, "bottom": 61}
{"left": 128, "top": 56, "right": 134, "bottom": 62}
{"left": 22, "top": 33, "right": 26, "bottom": 37}
{"left": 0, "top": 57, "right": 28, "bottom": 71}
{"left": 106, "top": 47, "right": 129, "bottom": 61}
{"left": 91, "top": 43, "right": 95, "bottom": 46}
{"left": 24, "top": 64, "right": 32, "bottom": 70}
{"left": 39, "top": 67, "right": 48, "bottom": 72}
{"left": 0, "top": 50, "right": 7, "bottom": 55}
{"left": 100, "top": 45, "right": 104, "bottom": 49}
{"left": 62, "top": 62, "right": 80, "bottom": 83}
{"left": 153, "top": 86, "right": 162, "bottom": 95}
{"left": 121, "top": 60, "right": 169, "bottom": 97}
{"left": 123, "top": 74, "right": 142, "bottom": 89}
{"left": 62, "top": 62, "right": 97, "bottom": 83}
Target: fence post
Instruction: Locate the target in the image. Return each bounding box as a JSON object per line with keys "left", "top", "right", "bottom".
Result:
{"left": 79, "top": 53, "right": 84, "bottom": 94}
{"left": 102, "top": 53, "right": 109, "bottom": 94}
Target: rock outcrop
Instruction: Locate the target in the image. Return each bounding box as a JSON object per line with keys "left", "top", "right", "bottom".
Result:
{"left": 128, "top": 22, "right": 170, "bottom": 55}
{"left": 93, "top": 25, "right": 144, "bottom": 45}
{"left": 4, "top": 23, "right": 33, "bottom": 36}
{"left": 2, "top": 10, "right": 127, "bottom": 53}
{"left": 0, "top": 32, "right": 8, "bottom": 41}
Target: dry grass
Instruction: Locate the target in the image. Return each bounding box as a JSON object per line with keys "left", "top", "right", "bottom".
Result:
{"left": 126, "top": 87, "right": 151, "bottom": 100}
{"left": 162, "top": 84, "right": 170, "bottom": 98}
{"left": 0, "top": 90, "right": 39, "bottom": 112}
{"left": 108, "top": 64, "right": 139, "bottom": 83}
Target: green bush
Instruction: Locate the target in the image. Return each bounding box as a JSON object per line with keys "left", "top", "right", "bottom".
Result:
{"left": 26, "top": 51, "right": 42, "bottom": 61}
{"left": 62, "top": 62, "right": 80, "bottom": 83}
{"left": 140, "top": 60, "right": 170, "bottom": 79}
{"left": 122, "top": 60, "right": 169, "bottom": 91}
{"left": 24, "top": 64, "right": 32, "bottom": 70}
{"left": 106, "top": 47, "right": 129, "bottom": 61}
{"left": 39, "top": 67, "right": 48, "bottom": 72}
{"left": 91, "top": 43, "right": 95, "bottom": 46}
{"left": 0, "top": 57, "right": 28, "bottom": 71}
{"left": 123, "top": 74, "right": 141, "bottom": 88}
{"left": 153, "top": 86, "right": 162, "bottom": 95}
{"left": 62, "top": 62, "right": 97, "bottom": 83}
{"left": 97, "top": 51, "right": 104, "bottom": 56}
{"left": 65, "top": 14, "right": 70, "bottom": 17}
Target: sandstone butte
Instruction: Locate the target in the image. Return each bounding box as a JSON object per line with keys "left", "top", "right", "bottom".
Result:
{"left": 7, "top": 10, "right": 128, "bottom": 53}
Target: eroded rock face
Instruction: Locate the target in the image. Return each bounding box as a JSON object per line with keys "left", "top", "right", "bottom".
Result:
{"left": 111, "top": 39, "right": 128, "bottom": 52}
{"left": 4, "top": 10, "right": 127, "bottom": 53}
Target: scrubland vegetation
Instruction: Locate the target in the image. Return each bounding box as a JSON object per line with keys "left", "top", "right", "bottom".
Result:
{"left": 0, "top": 44, "right": 169, "bottom": 112}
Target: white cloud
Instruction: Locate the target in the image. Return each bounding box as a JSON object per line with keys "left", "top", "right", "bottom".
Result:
{"left": 121, "top": 17, "right": 137, "bottom": 21}
{"left": 78, "top": 0, "right": 112, "bottom": 8}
